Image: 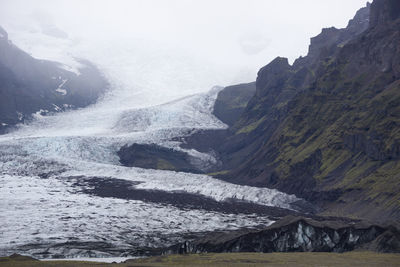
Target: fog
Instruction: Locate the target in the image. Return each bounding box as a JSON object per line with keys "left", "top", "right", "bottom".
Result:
{"left": 1, "top": 0, "right": 367, "bottom": 91}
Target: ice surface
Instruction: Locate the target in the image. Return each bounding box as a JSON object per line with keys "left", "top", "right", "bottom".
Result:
{"left": 0, "top": 26, "right": 301, "bottom": 259}
{"left": 42, "top": 257, "right": 138, "bottom": 263}
{"left": 0, "top": 85, "right": 299, "bottom": 258}
{"left": 0, "top": 173, "right": 273, "bottom": 258}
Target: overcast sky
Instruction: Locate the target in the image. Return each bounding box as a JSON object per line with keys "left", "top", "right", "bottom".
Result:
{"left": 0, "top": 0, "right": 369, "bottom": 58}
{"left": 0, "top": 0, "right": 369, "bottom": 91}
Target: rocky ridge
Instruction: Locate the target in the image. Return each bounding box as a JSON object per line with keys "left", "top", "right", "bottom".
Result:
{"left": 0, "top": 26, "right": 108, "bottom": 133}
{"left": 210, "top": 0, "right": 400, "bottom": 222}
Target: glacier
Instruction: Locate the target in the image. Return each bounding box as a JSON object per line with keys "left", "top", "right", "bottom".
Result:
{"left": 0, "top": 26, "right": 301, "bottom": 259}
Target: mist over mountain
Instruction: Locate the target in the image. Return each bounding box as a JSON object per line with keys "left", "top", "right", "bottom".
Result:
{"left": 0, "top": 0, "right": 399, "bottom": 264}
{"left": 0, "top": 26, "right": 108, "bottom": 133}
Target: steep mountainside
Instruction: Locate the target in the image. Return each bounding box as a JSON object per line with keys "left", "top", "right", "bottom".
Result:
{"left": 0, "top": 26, "right": 108, "bottom": 133}
{"left": 213, "top": 82, "right": 256, "bottom": 126}
{"left": 215, "top": 0, "right": 400, "bottom": 222}
{"left": 215, "top": 3, "right": 371, "bottom": 172}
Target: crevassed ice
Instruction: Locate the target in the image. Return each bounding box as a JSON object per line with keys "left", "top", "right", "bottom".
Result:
{"left": 0, "top": 27, "right": 300, "bottom": 258}
{"left": 0, "top": 87, "right": 298, "bottom": 208}
{"left": 0, "top": 174, "right": 274, "bottom": 257}
{"left": 0, "top": 86, "right": 299, "bottom": 258}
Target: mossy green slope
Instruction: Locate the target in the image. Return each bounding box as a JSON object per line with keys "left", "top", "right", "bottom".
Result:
{"left": 217, "top": 0, "right": 400, "bottom": 222}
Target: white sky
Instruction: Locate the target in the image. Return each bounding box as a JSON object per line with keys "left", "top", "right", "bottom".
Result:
{"left": 0, "top": 0, "right": 369, "bottom": 88}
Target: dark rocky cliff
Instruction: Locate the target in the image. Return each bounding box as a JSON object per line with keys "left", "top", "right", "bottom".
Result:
{"left": 166, "top": 216, "right": 400, "bottom": 254}
{"left": 294, "top": 2, "right": 370, "bottom": 70}
{"left": 213, "top": 82, "right": 256, "bottom": 126}
{"left": 0, "top": 26, "right": 108, "bottom": 133}
{"left": 211, "top": 0, "right": 400, "bottom": 222}
{"left": 118, "top": 143, "right": 204, "bottom": 173}
{"left": 213, "top": 3, "right": 371, "bottom": 173}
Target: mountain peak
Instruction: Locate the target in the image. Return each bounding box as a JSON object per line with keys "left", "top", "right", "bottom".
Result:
{"left": 258, "top": 57, "right": 290, "bottom": 74}
{"left": 346, "top": 3, "right": 371, "bottom": 32}
{"left": 293, "top": 4, "right": 370, "bottom": 70}
{"left": 0, "top": 26, "right": 8, "bottom": 40}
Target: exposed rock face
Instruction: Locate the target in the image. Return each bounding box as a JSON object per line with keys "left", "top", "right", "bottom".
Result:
{"left": 166, "top": 216, "right": 400, "bottom": 254}
{"left": 213, "top": 82, "right": 256, "bottom": 126}
{"left": 214, "top": 57, "right": 305, "bottom": 172}
{"left": 343, "top": 133, "right": 400, "bottom": 161}
{"left": 118, "top": 143, "right": 203, "bottom": 173}
{"left": 208, "top": 0, "right": 400, "bottom": 222}
{"left": 213, "top": 5, "right": 371, "bottom": 174}
{"left": 0, "top": 26, "right": 108, "bottom": 133}
{"left": 256, "top": 57, "right": 292, "bottom": 97}
{"left": 294, "top": 3, "right": 370, "bottom": 69}
{"left": 370, "top": 0, "right": 400, "bottom": 28}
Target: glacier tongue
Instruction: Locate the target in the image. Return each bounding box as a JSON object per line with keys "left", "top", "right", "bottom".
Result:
{"left": 0, "top": 173, "right": 276, "bottom": 258}
{"left": 0, "top": 31, "right": 300, "bottom": 259}
{"left": 0, "top": 87, "right": 300, "bottom": 258}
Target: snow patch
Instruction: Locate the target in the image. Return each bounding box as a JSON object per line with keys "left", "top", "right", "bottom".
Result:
{"left": 55, "top": 79, "right": 68, "bottom": 95}
{"left": 63, "top": 104, "right": 73, "bottom": 108}
{"left": 3, "top": 28, "right": 82, "bottom": 75}
{"left": 52, "top": 104, "right": 62, "bottom": 111}
{"left": 16, "top": 112, "right": 23, "bottom": 121}
{"left": 55, "top": 88, "right": 67, "bottom": 95}
{"left": 60, "top": 64, "right": 81, "bottom": 76}
{"left": 33, "top": 109, "right": 49, "bottom": 118}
